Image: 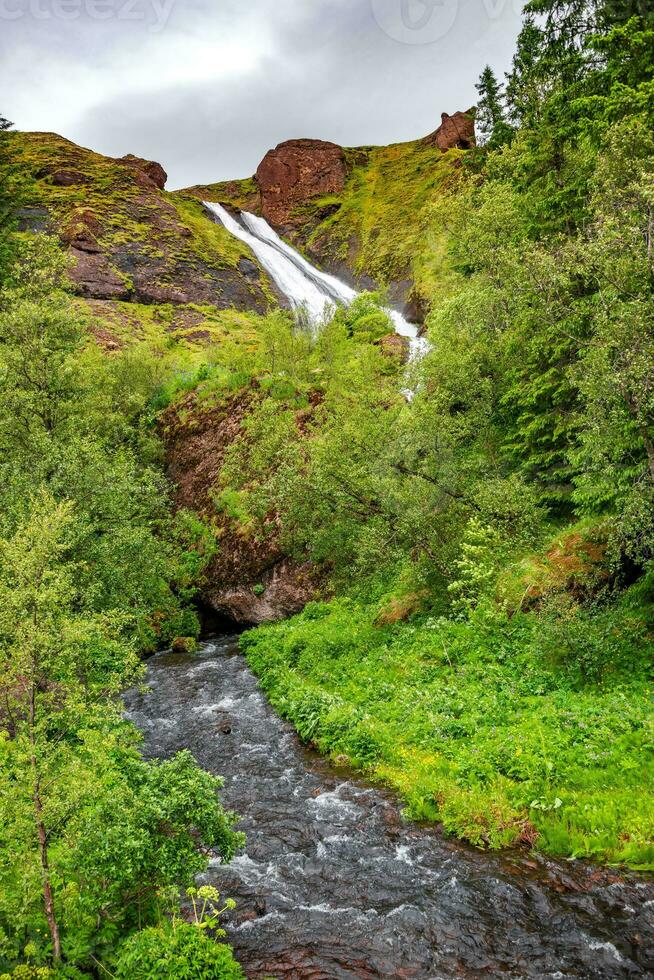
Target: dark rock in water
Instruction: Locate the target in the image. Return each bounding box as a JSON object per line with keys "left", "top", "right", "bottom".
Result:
{"left": 257, "top": 139, "right": 347, "bottom": 228}
{"left": 377, "top": 332, "right": 409, "bottom": 362}
{"left": 171, "top": 636, "right": 196, "bottom": 654}
{"left": 124, "top": 638, "right": 654, "bottom": 980}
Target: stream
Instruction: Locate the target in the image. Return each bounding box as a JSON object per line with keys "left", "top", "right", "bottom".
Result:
{"left": 124, "top": 636, "right": 654, "bottom": 979}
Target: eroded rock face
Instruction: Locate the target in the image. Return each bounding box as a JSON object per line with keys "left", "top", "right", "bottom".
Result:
{"left": 116, "top": 153, "right": 168, "bottom": 190}
{"left": 68, "top": 249, "right": 131, "bottom": 300}
{"left": 15, "top": 132, "right": 275, "bottom": 313}
{"left": 256, "top": 139, "right": 347, "bottom": 228}
{"left": 424, "top": 110, "right": 476, "bottom": 151}
{"left": 160, "top": 388, "right": 318, "bottom": 625}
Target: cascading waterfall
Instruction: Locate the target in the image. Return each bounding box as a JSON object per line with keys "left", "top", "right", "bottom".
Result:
{"left": 204, "top": 201, "right": 428, "bottom": 361}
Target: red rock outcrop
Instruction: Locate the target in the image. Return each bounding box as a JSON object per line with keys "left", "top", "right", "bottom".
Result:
{"left": 160, "top": 388, "right": 320, "bottom": 625}
{"left": 116, "top": 153, "right": 167, "bottom": 190}
{"left": 424, "top": 110, "right": 476, "bottom": 151}
{"left": 256, "top": 138, "right": 347, "bottom": 228}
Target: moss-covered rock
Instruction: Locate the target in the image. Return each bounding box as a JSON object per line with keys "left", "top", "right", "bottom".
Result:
{"left": 9, "top": 131, "right": 279, "bottom": 314}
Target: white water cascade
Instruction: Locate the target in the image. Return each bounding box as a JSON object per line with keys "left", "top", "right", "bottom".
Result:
{"left": 204, "top": 202, "right": 428, "bottom": 361}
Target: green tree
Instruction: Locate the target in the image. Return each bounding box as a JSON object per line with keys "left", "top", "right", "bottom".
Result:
{"left": 0, "top": 113, "right": 19, "bottom": 283}
{"left": 505, "top": 17, "right": 545, "bottom": 126}
{"left": 475, "top": 66, "right": 513, "bottom": 148}
{"left": 0, "top": 495, "right": 242, "bottom": 971}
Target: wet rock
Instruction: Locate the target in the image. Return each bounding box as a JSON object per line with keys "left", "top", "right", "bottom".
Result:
{"left": 257, "top": 138, "right": 347, "bottom": 228}
{"left": 171, "top": 636, "right": 197, "bottom": 653}
{"left": 376, "top": 332, "right": 410, "bottom": 362}
{"left": 424, "top": 109, "right": 476, "bottom": 151}
{"left": 238, "top": 257, "right": 260, "bottom": 280}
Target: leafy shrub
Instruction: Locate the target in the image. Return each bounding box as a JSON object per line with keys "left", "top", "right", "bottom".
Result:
{"left": 115, "top": 922, "right": 244, "bottom": 980}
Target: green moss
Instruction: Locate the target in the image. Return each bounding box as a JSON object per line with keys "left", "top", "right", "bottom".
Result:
{"left": 180, "top": 176, "right": 260, "bottom": 212}
{"left": 9, "top": 132, "right": 272, "bottom": 286}
{"left": 296, "top": 140, "right": 465, "bottom": 303}
{"left": 86, "top": 299, "right": 265, "bottom": 355}
{"left": 168, "top": 195, "right": 254, "bottom": 270}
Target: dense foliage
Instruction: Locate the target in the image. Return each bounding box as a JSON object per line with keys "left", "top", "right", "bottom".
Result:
{"left": 2, "top": 1, "right": 653, "bottom": 973}
{"left": 0, "top": 206, "right": 243, "bottom": 971}
{"left": 213, "top": 0, "right": 653, "bottom": 867}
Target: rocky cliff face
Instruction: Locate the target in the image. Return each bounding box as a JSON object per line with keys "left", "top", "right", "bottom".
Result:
{"left": 12, "top": 132, "right": 277, "bottom": 313}
{"left": 160, "top": 387, "right": 318, "bottom": 625}
{"left": 256, "top": 138, "right": 347, "bottom": 229}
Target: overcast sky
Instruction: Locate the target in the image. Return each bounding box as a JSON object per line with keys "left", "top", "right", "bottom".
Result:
{"left": 1, "top": 0, "right": 524, "bottom": 188}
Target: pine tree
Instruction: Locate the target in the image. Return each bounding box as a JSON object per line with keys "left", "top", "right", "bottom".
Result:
{"left": 505, "top": 17, "right": 545, "bottom": 126}
{"left": 474, "top": 66, "right": 513, "bottom": 149}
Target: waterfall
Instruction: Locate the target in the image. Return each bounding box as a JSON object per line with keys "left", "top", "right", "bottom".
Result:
{"left": 204, "top": 202, "right": 427, "bottom": 360}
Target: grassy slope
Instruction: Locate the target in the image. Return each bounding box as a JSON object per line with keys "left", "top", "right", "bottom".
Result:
{"left": 242, "top": 541, "right": 654, "bottom": 869}
{"left": 298, "top": 142, "right": 463, "bottom": 302}
{"left": 11, "top": 132, "right": 252, "bottom": 274}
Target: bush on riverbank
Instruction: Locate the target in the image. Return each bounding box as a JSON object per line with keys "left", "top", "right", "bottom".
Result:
{"left": 115, "top": 922, "right": 244, "bottom": 980}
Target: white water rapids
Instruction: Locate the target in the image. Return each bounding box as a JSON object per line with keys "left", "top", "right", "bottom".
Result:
{"left": 204, "top": 202, "right": 428, "bottom": 361}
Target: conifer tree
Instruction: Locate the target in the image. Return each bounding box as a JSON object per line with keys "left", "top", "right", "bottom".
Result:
{"left": 474, "top": 66, "right": 512, "bottom": 148}
{"left": 505, "top": 17, "right": 545, "bottom": 126}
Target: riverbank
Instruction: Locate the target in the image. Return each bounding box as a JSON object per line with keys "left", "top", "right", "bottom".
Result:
{"left": 242, "top": 586, "right": 654, "bottom": 870}
{"left": 125, "top": 636, "right": 654, "bottom": 979}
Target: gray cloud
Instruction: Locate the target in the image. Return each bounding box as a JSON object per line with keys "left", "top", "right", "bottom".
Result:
{"left": 1, "top": 0, "right": 523, "bottom": 187}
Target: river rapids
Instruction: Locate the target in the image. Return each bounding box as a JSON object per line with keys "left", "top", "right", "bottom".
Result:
{"left": 124, "top": 636, "right": 654, "bottom": 980}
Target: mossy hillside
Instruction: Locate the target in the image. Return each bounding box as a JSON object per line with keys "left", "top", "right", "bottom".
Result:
{"left": 11, "top": 131, "right": 245, "bottom": 267}
{"left": 83, "top": 298, "right": 272, "bottom": 414}
{"left": 10, "top": 132, "right": 277, "bottom": 308}
{"left": 297, "top": 141, "right": 464, "bottom": 304}
{"left": 181, "top": 176, "right": 260, "bottom": 213}
{"left": 179, "top": 139, "right": 466, "bottom": 311}
{"left": 85, "top": 299, "right": 265, "bottom": 352}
